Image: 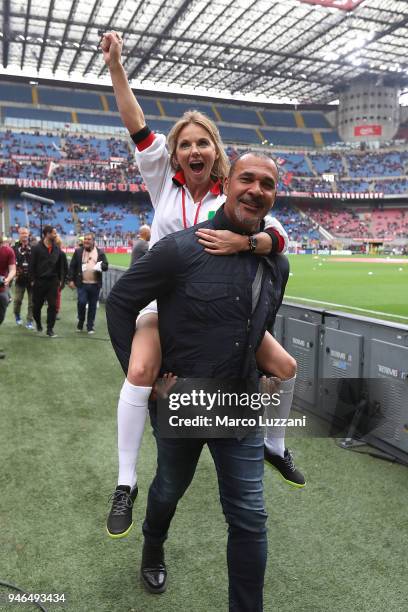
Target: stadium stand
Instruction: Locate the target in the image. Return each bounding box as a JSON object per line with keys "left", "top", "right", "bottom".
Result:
{"left": 38, "top": 87, "right": 103, "bottom": 110}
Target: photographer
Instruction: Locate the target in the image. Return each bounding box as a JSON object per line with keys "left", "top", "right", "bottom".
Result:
{"left": 13, "top": 227, "right": 34, "bottom": 329}
{"left": 0, "top": 233, "right": 16, "bottom": 359}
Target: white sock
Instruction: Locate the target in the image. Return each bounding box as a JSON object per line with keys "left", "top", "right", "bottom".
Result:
{"left": 264, "top": 375, "right": 296, "bottom": 458}
{"left": 117, "top": 379, "right": 152, "bottom": 488}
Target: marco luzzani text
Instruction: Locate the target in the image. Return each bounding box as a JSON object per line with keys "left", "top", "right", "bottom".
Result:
{"left": 167, "top": 390, "right": 307, "bottom": 428}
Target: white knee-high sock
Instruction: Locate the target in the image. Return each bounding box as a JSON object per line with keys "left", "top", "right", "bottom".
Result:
{"left": 265, "top": 375, "right": 296, "bottom": 458}
{"left": 117, "top": 379, "right": 152, "bottom": 488}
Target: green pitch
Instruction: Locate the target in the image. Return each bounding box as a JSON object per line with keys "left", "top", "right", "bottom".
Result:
{"left": 107, "top": 253, "right": 408, "bottom": 323}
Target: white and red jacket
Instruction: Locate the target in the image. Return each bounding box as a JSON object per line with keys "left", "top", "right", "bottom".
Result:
{"left": 132, "top": 127, "right": 288, "bottom": 251}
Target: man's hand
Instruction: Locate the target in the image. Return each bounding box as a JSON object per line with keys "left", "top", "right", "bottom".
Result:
{"left": 100, "top": 31, "right": 123, "bottom": 69}
{"left": 94, "top": 261, "right": 103, "bottom": 272}
{"left": 4, "top": 277, "right": 10, "bottom": 288}
{"left": 195, "top": 229, "right": 248, "bottom": 255}
{"left": 259, "top": 375, "right": 281, "bottom": 396}
{"left": 68, "top": 281, "right": 75, "bottom": 290}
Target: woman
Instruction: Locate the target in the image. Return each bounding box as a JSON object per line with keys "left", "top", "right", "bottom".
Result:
{"left": 102, "top": 32, "right": 303, "bottom": 539}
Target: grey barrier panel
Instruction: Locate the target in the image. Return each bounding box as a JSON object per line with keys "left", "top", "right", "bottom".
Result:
{"left": 284, "top": 317, "right": 320, "bottom": 409}
{"left": 272, "top": 314, "right": 284, "bottom": 344}
{"left": 366, "top": 339, "right": 408, "bottom": 455}
{"left": 322, "top": 328, "right": 363, "bottom": 379}
{"left": 319, "top": 327, "right": 364, "bottom": 422}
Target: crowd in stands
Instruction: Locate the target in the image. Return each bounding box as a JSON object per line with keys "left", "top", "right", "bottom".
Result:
{"left": 1, "top": 127, "right": 408, "bottom": 246}
{"left": 1, "top": 129, "right": 407, "bottom": 195}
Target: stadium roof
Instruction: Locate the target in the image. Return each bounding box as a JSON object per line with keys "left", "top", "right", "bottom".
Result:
{"left": 1, "top": 0, "right": 408, "bottom": 105}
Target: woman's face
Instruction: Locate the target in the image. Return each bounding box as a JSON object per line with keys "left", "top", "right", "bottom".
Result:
{"left": 174, "top": 123, "right": 219, "bottom": 189}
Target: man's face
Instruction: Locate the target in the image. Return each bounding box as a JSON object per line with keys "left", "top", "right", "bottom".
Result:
{"left": 223, "top": 154, "right": 278, "bottom": 232}
{"left": 19, "top": 229, "right": 29, "bottom": 244}
{"left": 46, "top": 228, "right": 57, "bottom": 242}
{"left": 84, "top": 235, "right": 94, "bottom": 251}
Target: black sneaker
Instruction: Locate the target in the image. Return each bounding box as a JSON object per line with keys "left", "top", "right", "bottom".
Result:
{"left": 0, "top": 351, "right": 5, "bottom": 359}
{"left": 264, "top": 447, "right": 306, "bottom": 488}
{"left": 46, "top": 329, "right": 58, "bottom": 338}
{"left": 36, "top": 324, "right": 43, "bottom": 333}
{"left": 141, "top": 541, "right": 167, "bottom": 594}
{"left": 106, "top": 484, "right": 138, "bottom": 538}
{"left": 76, "top": 322, "right": 84, "bottom": 333}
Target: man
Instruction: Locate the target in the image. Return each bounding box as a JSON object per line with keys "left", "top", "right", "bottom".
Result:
{"left": 13, "top": 227, "right": 34, "bottom": 329}
{"left": 130, "top": 224, "right": 150, "bottom": 266}
{"left": 0, "top": 234, "right": 16, "bottom": 359}
{"left": 29, "top": 225, "right": 65, "bottom": 338}
{"left": 68, "top": 233, "right": 108, "bottom": 334}
{"left": 107, "top": 152, "right": 289, "bottom": 611}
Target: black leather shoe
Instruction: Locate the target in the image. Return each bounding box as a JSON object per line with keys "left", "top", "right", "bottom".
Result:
{"left": 140, "top": 541, "right": 167, "bottom": 594}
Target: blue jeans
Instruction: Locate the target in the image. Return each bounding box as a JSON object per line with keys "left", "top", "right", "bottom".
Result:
{"left": 143, "top": 408, "right": 267, "bottom": 612}
{"left": 77, "top": 284, "right": 100, "bottom": 331}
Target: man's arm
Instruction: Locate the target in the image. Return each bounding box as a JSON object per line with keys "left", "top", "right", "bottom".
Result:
{"left": 106, "top": 235, "right": 179, "bottom": 374}
{"left": 28, "top": 245, "right": 37, "bottom": 284}
{"left": 67, "top": 250, "right": 78, "bottom": 287}
{"left": 4, "top": 260, "right": 16, "bottom": 287}
{"left": 101, "top": 31, "right": 145, "bottom": 134}
{"left": 100, "top": 251, "right": 109, "bottom": 271}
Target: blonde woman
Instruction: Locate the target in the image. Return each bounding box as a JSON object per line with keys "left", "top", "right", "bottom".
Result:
{"left": 102, "top": 32, "right": 304, "bottom": 539}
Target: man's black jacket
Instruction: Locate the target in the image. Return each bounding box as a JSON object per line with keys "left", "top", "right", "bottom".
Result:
{"left": 68, "top": 247, "right": 108, "bottom": 288}
{"left": 29, "top": 241, "right": 64, "bottom": 283}
{"left": 107, "top": 205, "right": 289, "bottom": 384}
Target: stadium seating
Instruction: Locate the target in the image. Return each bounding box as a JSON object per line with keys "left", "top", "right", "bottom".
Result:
{"left": 38, "top": 87, "right": 102, "bottom": 110}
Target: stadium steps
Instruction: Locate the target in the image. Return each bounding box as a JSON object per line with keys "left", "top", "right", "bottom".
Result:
{"left": 299, "top": 208, "right": 334, "bottom": 241}
{"left": 305, "top": 154, "right": 318, "bottom": 176}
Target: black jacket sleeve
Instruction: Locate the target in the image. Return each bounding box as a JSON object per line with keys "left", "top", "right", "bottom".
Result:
{"left": 28, "top": 245, "right": 37, "bottom": 282}
{"left": 106, "top": 235, "right": 180, "bottom": 374}
{"left": 68, "top": 249, "right": 80, "bottom": 284}
{"left": 60, "top": 251, "right": 68, "bottom": 285}
{"left": 98, "top": 250, "right": 109, "bottom": 271}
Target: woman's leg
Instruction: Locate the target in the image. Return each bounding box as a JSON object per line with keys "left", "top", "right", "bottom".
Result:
{"left": 256, "top": 331, "right": 305, "bottom": 487}
{"left": 117, "top": 313, "right": 161, "bottom": 488}
{"left": 107, "top": 313, "right": 161, "bottom": 538}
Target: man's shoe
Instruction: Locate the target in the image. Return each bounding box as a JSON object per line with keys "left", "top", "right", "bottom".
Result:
{"left": 87, "top": 329, "right": 95, "bottom": 335}
{"left": 264, "top": 447, "right": 306, "bottom": 488}
{"left": 106, "top": 485, "right": 138, "bottom": 538}
{"left": 140, "top": 541, "right": 167, "bottom": 594}
{"left": 76, "top": 322, "right": 84, "bottom": 332}
{"left": 15, "top": 316, "right": 22, "bottom": 326}
{"left": 36, "top": 325, "right": 43, "bottom": 333}
{"left": 25, "top": 321, "right": 34, "bottom": 330}
{"left": 46, "top": 329, "right": 58, "bottom": 338}
{"left": 0, "top": 351, "right": 5, "bottom": 359}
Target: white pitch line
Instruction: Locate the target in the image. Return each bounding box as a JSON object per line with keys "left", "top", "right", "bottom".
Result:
{"left": 285, "top": 296, "right": 408, "bottom": 321}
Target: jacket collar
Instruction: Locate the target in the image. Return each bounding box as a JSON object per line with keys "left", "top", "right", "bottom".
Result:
{"left": 211, "top": 204, "right": 265, "bottom": 236}
{"left": 172, "top": 170, "right": 222, "bottom": 195}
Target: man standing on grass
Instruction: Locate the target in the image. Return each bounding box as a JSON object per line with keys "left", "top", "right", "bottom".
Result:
{"left": 107, "top": 152, "right": 289, "bottom": 612}
{"left": 29, "top": 225, "right": 65, "bottom": 338}
{"left": 13, "top": 227, "right": 34, "bottom": 329}
{"left": 130, "top": 224, "right": 150, "bottom": 266}
{"left": 0, "top": 234, "right": 16, "bottom": 359}
{"left": 68, "top": 233, "right": 108, "bottom": 334}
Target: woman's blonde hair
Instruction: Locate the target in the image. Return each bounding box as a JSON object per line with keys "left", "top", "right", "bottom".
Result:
{"left": 167, "top": 110, "right": 230, "bottom": 181}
